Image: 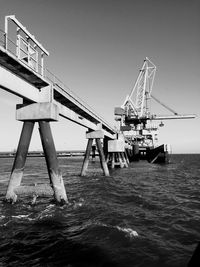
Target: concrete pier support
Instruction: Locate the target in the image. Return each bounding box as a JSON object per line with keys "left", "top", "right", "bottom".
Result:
{"left": 92, "top": 144, "right": 96, "bottom": 162}
{"left": 103, "top": 136, "right": 109, "bottom": 159}
{"left": 6, "top": 121, "right": 35, "bottom": 203}
{"left": 6, "top": 103, "right": 68, "bottom": 204}
{"left": 39, "top": 121, "right": 68, "bottom": 204}
{"left": 81, "top": 138, "right": 93, "bottom": 176}
{"left": 81, "top": 130, "right": 110, "bottom": 176}
{"left": 95, "top": 138, "right": 109, "bottom": 176}
{"left": 106, "top": 139, "right": 129, "bottom": 169}
{"left": 124, "top": 149, "right": 130, "bottom": 164}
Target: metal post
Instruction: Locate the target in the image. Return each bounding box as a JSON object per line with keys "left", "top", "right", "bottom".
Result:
{"left": 96, "top": 138, "right": 109, "bottom": 176}
{"left": 81, "top": 138, "right": 93, "bottom": 176}
{"left": 41, "top": 52, "right": 44, "bottom": 77}
{"left": 38, "top": 121, "right": 68, "bottom": 204}
{"left": 4, "top": 16, "right": 8, "bottom": 50}
{"left": 16, "top": 28, "right": 20, "bottom": 58}
{"left": 5, "top": 121, "right": 35, "bottom": 203}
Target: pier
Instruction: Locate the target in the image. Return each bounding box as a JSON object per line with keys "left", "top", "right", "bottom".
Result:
{"left": 0, "top": 15, "right": 129, "bottom": 204}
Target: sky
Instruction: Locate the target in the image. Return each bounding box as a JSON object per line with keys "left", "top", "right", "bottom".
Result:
{"left": 0, "top": 0, "right": 199, "bottom": 153}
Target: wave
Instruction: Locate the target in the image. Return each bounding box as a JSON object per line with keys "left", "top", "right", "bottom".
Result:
{"left": 12, "top": 214, "right": 30, "bottom": 219}
{"left": 94, "top": 222, "right": 139, "bottom": 239}
{"left": 116, "top": 226, "right": 139, "bottom": 238}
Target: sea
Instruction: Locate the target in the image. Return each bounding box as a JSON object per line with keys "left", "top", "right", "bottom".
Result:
{"left": 0, "top": 154, "right": 200, "bottom": 267}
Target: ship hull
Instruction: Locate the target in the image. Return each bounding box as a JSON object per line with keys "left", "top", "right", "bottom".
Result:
{"left": 146, "top": 144, "right": 170, "bottom": 164}
{"left": 129, "top": 144, "right": 170, "bottom": 164}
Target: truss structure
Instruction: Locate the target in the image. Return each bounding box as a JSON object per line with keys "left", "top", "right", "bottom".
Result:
{"left": 122, "top": 57, "right": 156, "bottom": 118}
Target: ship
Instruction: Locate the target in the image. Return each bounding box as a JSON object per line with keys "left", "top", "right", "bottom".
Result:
{"left": 114, "top": 58, "right": 195, "bottom": 163}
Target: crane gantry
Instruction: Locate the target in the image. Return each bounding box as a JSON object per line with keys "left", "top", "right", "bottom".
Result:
{"left": 116, "top": 57, "right": 195, "bottom": 129}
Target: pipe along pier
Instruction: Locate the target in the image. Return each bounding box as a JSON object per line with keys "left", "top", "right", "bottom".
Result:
{"left": 0, "top": 16, "right": 131, "bottom": 204}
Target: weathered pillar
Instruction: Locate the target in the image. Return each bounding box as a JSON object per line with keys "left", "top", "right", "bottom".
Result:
{"left": 96, "top": 138, "right": 109, "bottom": 176}
{"left": 7, "top": 102, "right": 68, "bottom": 204}
{"left": 39, "top": 121, "right": 68, "bottom": 204}
{"left": 81, "top": 138, "right": 93, "bottom": 176}
{"left": 5, "top": 121, "right": 35, "bottom": 203}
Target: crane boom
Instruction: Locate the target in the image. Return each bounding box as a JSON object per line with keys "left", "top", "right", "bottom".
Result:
{"left": 151, "top": 114, "right": 196, "bottom": 120}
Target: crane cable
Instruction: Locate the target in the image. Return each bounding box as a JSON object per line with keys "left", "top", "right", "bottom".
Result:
{"left": 151, "top": 94, "right": 178, "bottom": 115}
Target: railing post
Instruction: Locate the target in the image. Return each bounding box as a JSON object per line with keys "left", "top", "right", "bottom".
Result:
{"left": 16, "top": 27, "right": 20, "bottom": 58}
{"left": 4, "top": 16, "right": 8, "bottom": 50}
{"left": 41, "top": 52, "right": 44, "bottom": 77}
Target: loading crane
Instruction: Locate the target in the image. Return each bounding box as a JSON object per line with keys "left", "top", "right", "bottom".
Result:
{"left": 114, "top": 57, "right": 196, "bottom": 163}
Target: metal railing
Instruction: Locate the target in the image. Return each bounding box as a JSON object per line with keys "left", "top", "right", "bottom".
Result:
{"left": 0, "top": 28, "right": 115, "bottom": 133}
{"left": 0, "top": 29, "right": 5, "bottom": 48}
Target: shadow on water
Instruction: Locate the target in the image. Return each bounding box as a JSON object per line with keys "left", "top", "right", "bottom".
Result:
{"left": 0, "top": 215, "right": 120, "bottom": 267}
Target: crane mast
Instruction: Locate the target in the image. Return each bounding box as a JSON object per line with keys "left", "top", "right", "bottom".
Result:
{"left": 122, "top": 57, "right": 156, "bottom": 118}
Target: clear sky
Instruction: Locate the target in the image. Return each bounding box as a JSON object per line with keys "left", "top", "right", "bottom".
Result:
{"left": 0, "top": 0, "right": 199, "bottom": 153}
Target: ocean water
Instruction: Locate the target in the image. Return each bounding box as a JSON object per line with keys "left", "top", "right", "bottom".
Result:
{"left": 0, "top": 154, "right": 200, "bottom": 267}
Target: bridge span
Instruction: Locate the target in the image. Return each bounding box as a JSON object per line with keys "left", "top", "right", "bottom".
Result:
{"left": 0, "top": 15, "right": 115, "bottom": 139}
{"left": 0, "top": 15, "right": 128, "bottom": 204}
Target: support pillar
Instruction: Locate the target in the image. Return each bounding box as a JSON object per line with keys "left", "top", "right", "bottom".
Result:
{"left": 5, "top": 121, "right": 35, "bottom": 203}
{"left": 39, "top": 121, "right": 68, "bottom": 204}
{"left": 81, "top": 138, "right": 93, "bottom": 176}
{"left": 81, "top": 130, "right": 110, "bottom": 176}
{"left": 107, "top": 139, "right": 129, "bottom": 169}
{"left": 6, "top": 102, "right": 67, "bottom": 204}
{"left": 124, "top": 149, "right": 130, "bottom": 164}
{"left": 121, "top": 152, "right": 128, "bottom": 167}
{"left": 96, "top": 138, "right": 109, "bottom": 176}
{"left": 92, "top": 144, "right": 96, "bottom": 162}
{"left": 103, "top": 136, "right": 109, "bottom": 159}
